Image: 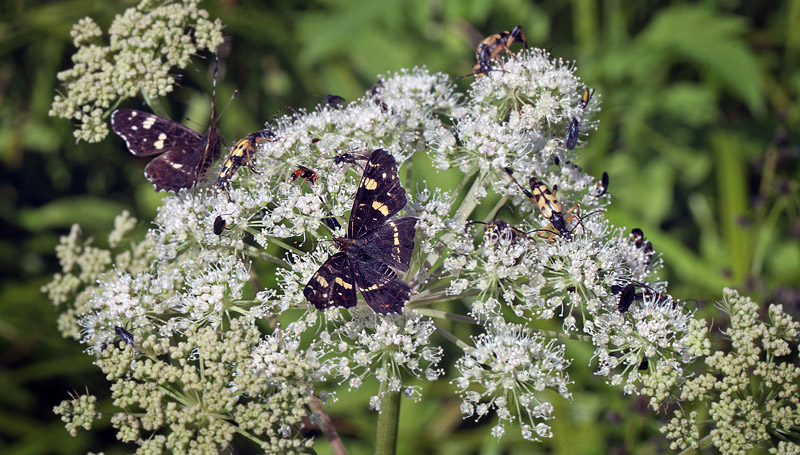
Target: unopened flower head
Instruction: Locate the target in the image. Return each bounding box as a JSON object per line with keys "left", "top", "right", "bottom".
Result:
{"left": 656, "top": 289, "right": 800, "bottom": 454}
{"left": 49, "top": 0, "right": 223, "bottom": 143}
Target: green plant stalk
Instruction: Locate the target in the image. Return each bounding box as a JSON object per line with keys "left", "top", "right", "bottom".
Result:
{"left": 375, "top": 390, "right": 401, "bottom": 455}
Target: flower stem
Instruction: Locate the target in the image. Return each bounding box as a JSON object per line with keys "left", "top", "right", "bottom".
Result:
{"left": 434, "top": 324, "right": 471, "bottom": 350}
{"left": 534, "top": 328, "right": 592, "bottom": 342}
{"left": 375, "top": 390, "right": 401, "bottom": 455}
{"left": 421, "top": 170, "right": 483, "bottom": 269}
{"left": 309, "top": 396, "right": 348, "bottom": 455}
{"left": 414, "top": 307, "right": 479, "bottom": 324}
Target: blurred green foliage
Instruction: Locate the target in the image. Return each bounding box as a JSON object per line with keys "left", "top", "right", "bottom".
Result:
{"left": 1, "top": 0, "right": 798, "bottom": 453}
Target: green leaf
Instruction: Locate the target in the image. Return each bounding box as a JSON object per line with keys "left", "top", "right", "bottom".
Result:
{"left": 18, "top": 196, "right": 126, "bottom": 232}
{"left": 638, "top": 6, "right": 764, "bottom": 114}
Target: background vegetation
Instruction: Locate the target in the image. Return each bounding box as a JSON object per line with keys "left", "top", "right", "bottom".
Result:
{"left": 1, "top": 0, "right": 798, "bottom": 453}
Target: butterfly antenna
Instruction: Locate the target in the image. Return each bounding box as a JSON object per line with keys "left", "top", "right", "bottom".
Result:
{"left": 448, "top": 67, "right": 509, "bottom": 83}
{"left": 218, "top": 89, "right": 238, "bottom": 119}
{"left": 212, "top": 53, "right": 218, "bottom": 98}
{"left": 300, "top": 236, "right": 337, "bottom": 249}
{"left": 192, "top": 53, "right": 221, "bottom": 187}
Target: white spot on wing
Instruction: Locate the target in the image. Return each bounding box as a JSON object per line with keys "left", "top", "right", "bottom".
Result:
{"left": 154, "top": 133, "right": 167, "bottom": 149}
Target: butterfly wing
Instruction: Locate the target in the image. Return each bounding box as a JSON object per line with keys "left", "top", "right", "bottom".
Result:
{"left": 359, "top": 217, "right": 417, "bottom": 272}
{"left": 303, "top": 253, "right": 358, "bottom": 310}
{"left": 111, "top": 109, "right": 203, "bottom": 157}
{"left": 353, "top": 258, "right": 410, "bottom": 314}
{"left": 348, "top": 149, "right": 408, "bottom": 239}
{"left": 143, "top": 149, "right": 209, "bottom": 192}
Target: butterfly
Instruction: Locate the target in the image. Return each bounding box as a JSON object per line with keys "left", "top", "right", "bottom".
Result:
{"left": 303, "top": 149, "right": 417, "bottom": 314}
{"left": 111, "top": 59, "right": 222, "bottom": 192}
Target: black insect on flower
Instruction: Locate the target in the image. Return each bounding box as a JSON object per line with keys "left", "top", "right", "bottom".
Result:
{"left": 596, "top": 172, "right": 609, "bottom": 196}
{"left": 565, "top": 88, "right": 594, "bottom": 150}
{"left": 612, "top": 282, "right": 672, "bottom": 313}
{"left": 114, "top": 326, "right": 136, "bottom": 348}
{"left": 630, "top": 228, "right": 655, "bottom": 265}
{"left": 324, "top": 94, "right": 345, "bottom": 106}
{"left": 617, "top": 283, "right": 636, "bottom": 313}
{"left": 333, "top": 150, "right": 372, "bottom": 168}
{"left": 323, "top": 215, "right": 342, "bottom": 230}
{"left": 213, "top": 215, "right": 227, "bottom": 236}
{"left": 303, "top": 149, "right": 417, "bottom": 314}
{"left": 111, "top": 57, "right": 222, "bottom": 192}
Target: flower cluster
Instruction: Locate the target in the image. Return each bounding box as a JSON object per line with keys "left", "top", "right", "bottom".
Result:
{"left": 49, "top": 0, "right": 223, "bottom": 143}
{"left": 654, "top": 289, "right": 799, "bottom": 454}
{"left": 453, "top": 319, "right": 571, "bottom": 440}
{"left": 57, "top": 321, "right": 316, "bottom": 454}
{"left": 48, "top": 25, "right": 717, "bottom": 450}
{"left": 316, "top": 308, "right": 444, "bottom": 409}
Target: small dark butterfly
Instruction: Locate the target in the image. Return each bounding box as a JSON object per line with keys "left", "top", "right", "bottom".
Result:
{"left": 303, "top": 149, "right": 417, "bottom": 314}
{"left": 111, "top": 59, "right": 222, "bottom": 192}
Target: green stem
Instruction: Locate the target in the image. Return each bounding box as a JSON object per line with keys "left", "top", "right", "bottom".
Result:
{"left": 414, "top": 308, "right": 479, "bottom": 324}
{"left": 434, "top": 325, "right": 471, "bottom": 350}
{"left": 408, "top": 289, "right": 477, "bottom": 307}
{"left": 375, "top": 390, "right": 401, "bottom": 455}
{"left": 534, "top": 328, "right": 592, "bottom": 342}
{"left": 421, "top": 171, "right": 484, "bottom": 269}
{"left": 141, "top": 90, "right": 170, "bottom": 119}
{"left": 676, "top": 433, "right": 713, "bottom": 455}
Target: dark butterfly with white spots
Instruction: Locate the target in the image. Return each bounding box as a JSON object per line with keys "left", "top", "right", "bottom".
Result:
{"left": 303, "top": 149, "right": 417, "bottom": 314}
{"left": 111, "top": 58, "right": 221, "bottom": 192}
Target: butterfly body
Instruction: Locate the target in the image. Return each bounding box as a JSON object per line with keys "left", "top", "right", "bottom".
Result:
{"left": 304, "top": 149, "right": 417, "bottom": 314}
